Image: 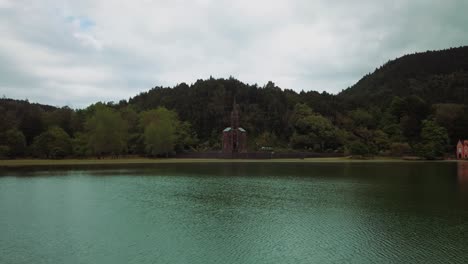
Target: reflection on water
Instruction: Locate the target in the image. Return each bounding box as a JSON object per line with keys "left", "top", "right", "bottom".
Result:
{"left": 458, "top": 162, "right": 468, "bottom": 193}
{"left": 458, "top": 161, "right": 468, "bottom": 183}
{"left": 0, "top": 162, "right": 467, "bottom": 264}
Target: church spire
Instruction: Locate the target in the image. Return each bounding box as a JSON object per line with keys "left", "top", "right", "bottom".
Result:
{"left": 231, "top": 98, "right": 239, "bottom": 129}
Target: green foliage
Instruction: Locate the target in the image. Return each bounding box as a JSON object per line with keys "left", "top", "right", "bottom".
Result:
{"left": 373, "top": 130, "right": 391, "bottom": 152}
{"left": 86, "top": 104, "right": 128, "bottom": 156}
{"left": 175, "top": 121, "right": 198, "bottom": 152}
{"left": 339, "top": 47, "right": 468, "bottom": 106}
{"left": 349, "top": 109, "right": 375, "bottom": 128}
{"left": 120, "top": 106, "right": 142, "bottom": 154}
{"left": 382, "top": 124, "right": 405, "bottom": 142}
{"left": 0, "top": 145, "right": 10, "bottom": 159}
{"left": 390, "top": 142, "right": 411, "bottom": 156}
{"left": 290, "top": 103, "right": 338, "bottom": 151}
{"left": 2, "top": 46, "right": 468, "bottom": 158}
{"left": 255, "top": 132, "right": 278, "bottom": 150}
{"left": 415, "top": 120, "right": 449, "bottom": 159}
{"left": 140, "top": 107, "right": 198, "bottom": 155}
{"left": 346, "top": 141, "right": 370, "bottom": 156}
{"left": 43, "top": 107, "right": 75, "bottom": 135}
{"left": 433, "top": 103, "right": 466, "bottom": 144}
{"left": 1, "top": 128, "right": 27, "bottom": 157}
{"left": 141, "top": 107, "right": 177, "bottom": 156}
{"left": 71, "top": 132, "right": 89, "bottom": 157}
{"left": 32, "top": 127, "right": 72, "bottom": 159}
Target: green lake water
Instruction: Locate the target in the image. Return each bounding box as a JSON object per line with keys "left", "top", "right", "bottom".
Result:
{"left": 0, "top": 162, "right": 467, "bottom": 263}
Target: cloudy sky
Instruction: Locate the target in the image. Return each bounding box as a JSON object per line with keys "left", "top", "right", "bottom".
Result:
{"left": 1, "top": 0, "right": 468, "bottom": 108}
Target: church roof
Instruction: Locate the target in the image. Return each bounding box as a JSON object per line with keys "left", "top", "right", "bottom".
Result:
{"left": 223, "top": 127, "right": 246, "bottom": 132}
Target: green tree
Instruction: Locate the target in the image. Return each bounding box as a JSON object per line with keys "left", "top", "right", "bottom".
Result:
{"left": 43, "top": 107, "right": 75, "bottom": 136}
{"left": 433, "top": 103, "right": 465, "bottom": 144}
{"left": 0, "top": 107, "right": 18, "bottom": 134}
{"left": 0, "top": 145, "right": 9, "bottom": 158}
{"left": 382, "top": 124, "right": 405, "bottom": 142}
{"left": 71, "top": 132, "right": 89, "bottom": 157}
{"left": 140, "top": 107, "right": 178, "bottom": 156}
{"left": 120, "top": 106, "right": 142, "bottom": 154}
{"left": 373, "top": 130, "right": 390, "bottom": 152}
{"left": 144, "top": 121, "right": 174, "bottom": 156}
{"left": 1, "top": 128, "right": 27, "bottom": 157}
{"left": 390, "top": 142, "right": 411, "bottom": 156}
{"left": 349, "top": 109, "right": 375, "bottom": 128}
{"left": 86, "top": 105, "right": 128, "bottom": 156}
{"left": 415, "top": 120, "right": 449, "bottom": 159}
{"left": 345, "top": 141, "right": 370, "bottom": 156}
{"left": 175, "top": 121, "right": 198, "bottom": 152}
{"left": 290, "top": 103, "right": 337, "bottom": 151}
{"left": 255, "top": 131, "right": 278, "bottom": 150}
{"left": 32, "top": 126, "right": 72, "bottom": 159}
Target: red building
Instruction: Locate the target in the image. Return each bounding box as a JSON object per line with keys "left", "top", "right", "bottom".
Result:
{"left": 456, "top": 140, "right": 468, "bottom": 159}
{"left": 222, "top": 102, "right": 247, "bottom": 153}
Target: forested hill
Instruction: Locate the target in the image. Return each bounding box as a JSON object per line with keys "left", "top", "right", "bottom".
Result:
{"left": 339, "top": 46, "right": 468, "bottom": 106}
{"left": 1, "top": 46, "right": 468, "bottom": 159}
{"left": 126, "top": 79, "right": 336, "bottom": 142}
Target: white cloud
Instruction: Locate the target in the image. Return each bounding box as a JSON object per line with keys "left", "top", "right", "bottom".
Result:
{"left": 0, "top": 0, "right": 13, "bottom": 8}
{"left": 1, "top": 0, "right": 468, "bottom": 107}
{"left": 73, "top": 32, "right": 103, "bottom": 50}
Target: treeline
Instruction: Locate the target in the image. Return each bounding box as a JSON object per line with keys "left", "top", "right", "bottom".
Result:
{"left": 0, "top": 100, "right": 197, "bottom": 159}
{"left": 1, "top": 46, "right": 468, "bottom": 159}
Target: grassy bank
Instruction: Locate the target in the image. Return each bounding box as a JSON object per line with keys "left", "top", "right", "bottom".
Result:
{"left": 0, "top": 156, "right": 444, "bottom": 167}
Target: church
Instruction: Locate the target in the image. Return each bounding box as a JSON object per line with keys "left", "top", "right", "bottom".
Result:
{"left": 222, "top": 101, "right": 247, "bottom": 153}
{"left": 456, "top": 140, "right": 468, "bottom": 159}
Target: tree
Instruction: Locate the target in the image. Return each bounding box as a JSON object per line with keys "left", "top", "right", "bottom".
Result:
{"left": 0, "top": 107, "right": 18, "bottom": 133}
{"left": 0, "top": 128, "right": 26, "bottom": 158}
{"left": 43, "top": 107, "right": 75, "bottom": 136}
{"left": 120, "top": 106, "right": 142, "bottom": 154}
{"left": 32, "top": 127, "right": 72, "bottom": 159}
{"left": 2, "top": 128, "right": 27, "bottom": 157}
{"left": 382, "top": 124, "right": 405, "bottom": 142}
{"left": 290, "top": 103, "right": 337, "bottom": 151}
{"left": 71, "top": 132, "right": 89, "bottom": 157}
{"left": 389, "top": 96, "right": 406, "bottom": 119}
{"left": 175, "top": 121, "right": 198, "bottom": 152}
{"left": 86, "top": 104, "right": 128, "bottom": 156}
{"left": 144, "top": 120, "right": 174, "bottom": 157}
{"left": 390, "top": 142, "right": 411, "bottom": 156}
{"left": 140, "top": 107, "right": 178, "bottom": 157}
{"left": 255, "top": 131, "right": 278, "bottom": 150}
{"left": 415, "top": 120, "right": 449, "bottom": 159}
{"left": 19, "top": 106, "right": 45, "bottom": 145}
{"left": 373, "top": 130, "right": 390, "bottom": 152}
{"left": 345, "top": 141, "right": 370, "bottom": 156}
{"left": 433, "top": 104, "right": 465, "bottom": 144}
{"left": 349, "top": 109, "right": 375, "bottom": 129}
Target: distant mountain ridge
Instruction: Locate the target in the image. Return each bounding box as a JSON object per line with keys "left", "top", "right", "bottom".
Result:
{"left": 3, "top": 46, "right": 468, "bottom": 111}
{"left": 2, "top": 46, "right": 468, "bottom": 158}
{"left": 338, "top": 46, "right": 468, "bottom": 106}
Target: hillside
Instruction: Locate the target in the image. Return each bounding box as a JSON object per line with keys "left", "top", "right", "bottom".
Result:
{"left": 2, "top": 46, "right": 468, "bottom": 159}
{"left": 126, "top": 79, "right": 337, "bottom": 142}
{"left": 339, "top": 46, "right": 468, "bottom": 106}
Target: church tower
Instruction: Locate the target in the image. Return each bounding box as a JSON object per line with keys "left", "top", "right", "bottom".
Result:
{"left": 222, "top": 100, "right": 247, "bottom": 153}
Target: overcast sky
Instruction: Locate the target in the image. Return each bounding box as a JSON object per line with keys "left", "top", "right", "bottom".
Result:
{"left": 1, "top": 0, "right": 468, "bottom": 108}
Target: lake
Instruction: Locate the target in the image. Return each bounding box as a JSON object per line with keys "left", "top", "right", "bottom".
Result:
{"left": 1, "top": 162, "right": 467, "bottom": 263}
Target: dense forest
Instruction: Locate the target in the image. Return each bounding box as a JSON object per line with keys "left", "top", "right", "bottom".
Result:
{"left": 1, "top": 46, "right": 468, "bottom": 159}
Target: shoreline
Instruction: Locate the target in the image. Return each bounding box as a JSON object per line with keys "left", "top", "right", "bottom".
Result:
{"left": 0, "top": 157, "right": 457, "bottom": 167}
